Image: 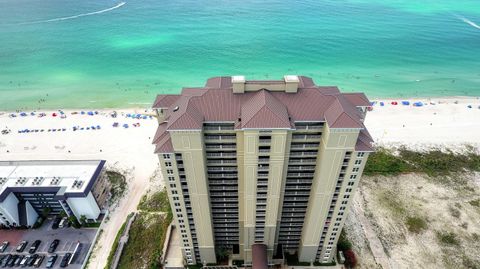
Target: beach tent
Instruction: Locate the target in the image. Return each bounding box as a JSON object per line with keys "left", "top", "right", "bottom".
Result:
{"left": 52, "top": 113, "right": 57, "bottom": 117}
{"left": 401, "top": 101, "right": 410, "bottom": 105}
{"left": 413, "top": 102, "right": 424, "bottom": 107}
{"left": 380, "top": 102, "right": 385, "bottom": 106}
{"left": 123, "top": 124, "right": 129, "bottom": 128}
{"left": 20, "top": 112, "right": 27, "bottom": 117}
{"left": 391, "top": 101, "right": 398, "bottom": 105}
{"left": 87, "top": 111, "right": 94, "bottom": 116}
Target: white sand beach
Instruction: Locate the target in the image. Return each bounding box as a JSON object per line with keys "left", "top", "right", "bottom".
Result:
{"left": 0, "top": 97, "right": 479, "bottom": 268}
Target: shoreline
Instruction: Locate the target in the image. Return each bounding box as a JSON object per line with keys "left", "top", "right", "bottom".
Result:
{"left": 1, "top": 95, "right": 479, "bottom": 113}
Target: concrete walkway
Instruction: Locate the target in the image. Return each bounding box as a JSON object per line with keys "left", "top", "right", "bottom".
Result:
{"left": 165, "top": 226, "right": 184, "bottom": 268}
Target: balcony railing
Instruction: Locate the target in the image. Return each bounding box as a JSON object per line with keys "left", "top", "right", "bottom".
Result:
{"left": 203, "top": 126, "right": 235, "bottom": 131}
{"left": 208, "top": 173, "right": 238, "bottom": 178}
{"left": 290, "top": 152, "right": 317, "bottom": 157}
{"left": 206, "top": 152, "right": 237, "bottom": 158}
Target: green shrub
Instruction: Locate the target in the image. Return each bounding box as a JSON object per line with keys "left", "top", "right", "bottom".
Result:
{"left": 107, "top": 171, "right": 127, "bottom": 202}
{"left": 138, "top": 188, "right": 170, "bottom": 212}
{"left": 337, "top": 230, "right": 353, "bottom": 251}
{"left": 436, "top": 231, "right": 460, "bottom": 246}
{"left": 469, "top": 199, "right": 480, "bottom": 207}
{"left": 405, "top": 216, "right": 428, "bottom": 233}
{"left": 363, "top": 148, "right": 414, "bottom": 176}
{"left": 364, "top": 147, "right": 480, "bottom": 177}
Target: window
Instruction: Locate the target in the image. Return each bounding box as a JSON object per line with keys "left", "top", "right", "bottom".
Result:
{"left": 336, "top": 217, "right": 342, "bottom": 221}
{"left": 357, "top": 152, "right": 365, "bottom": 157}
{"left": 163, "top": 154, "right": 171, "bottom": 159}
{"left": 172, "top": 190, "right": 178, "bottom": 194}
{"left": 343, "top": 195, "right": 350, "bottom": 199}
{"left": 354, "top": 160, "right": 362, "bottom": 165}
{"left": 177, "top": 214, "right": 183, "bottom": 218}
{"left": 175, "top": 202, "right": 181, "bottom": 207}
{"left": 178, "top": 219, "right": 184, "bottom": 223}
{"left": 328, "top": 242, "right": 333, "bottom": 245}
{"left": 170, "top": 183, "right": 176, "bottom": 188}
{"left": 338, "top": 212, "right": 344, "bottom": 216}
{"left": 176, "top": 209, "right": 181, "bottom": 212}
{"left": 333, "top": 228, "right": 339, "bottom": 232}
{"left": 352, "top": 167, "right": 360, "bottom": 173}
{"left": 346, "top": 188, "right": 352, "bottom": 193}
{"left": 350, "top": 175, "right": 357, "bottom": 180}
{"left": 334, "top": 223, "right": 340, "bottom": 226}
{"left": 165, "top": 162, "right": 172, "bottom": 167}
{"left": 327, "top": 246, "right": 333, "bottom": 250}
{"left": 348, "top": 182, "right": 354, "bottom": 186}
{"left": 342, "top": 201, "right": 348, "bottom": 205}
{"left": 340, "top": 206, "right": 346, "bottom": 211}
{"left": 173, "top": 197, "right": 179, "bottom": 201}
{"left": 167, "top": 169, "right": 174, "bottom": 175}
{"left": 181, "top": 229, "right": 186, "bottom": 233}
{"left": 168, "top": 176, "right": 175, "bottom": 182}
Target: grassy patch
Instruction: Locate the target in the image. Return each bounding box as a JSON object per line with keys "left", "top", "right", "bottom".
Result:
{"left": 138, "top": 188, "right": 170, "bottom": 212}
{"left": 117, "top": 213, "right": 171, "bottom": 269}
{"left": 378, "top": 190, "right": 406, "bottom": 216}
{"left": 364, "top": 147, "right": 480, "bottom": 177}
{"left": 405, "top": 216, "right": 428, "bottom": 233}
{"left": 105, "top": 213, "right": 133, "bottom": 269}
{"left": 469, "top": 199, "right": 480, "bottom": 207}
{"left": 106, "top": 170, "right": 127, "bottom": 203}
{"left": 449, "top": 206, "right": 461, "bottom": 218}
{"left": 363, "top": 148, "right": 414, "bottom": 176}
{"left": 436, "top": 231, "right": 460, "bottom": 246}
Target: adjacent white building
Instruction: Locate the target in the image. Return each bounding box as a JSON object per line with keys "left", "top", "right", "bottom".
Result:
{"left": 0, "top": 160, "right": 106, "bottom": 228}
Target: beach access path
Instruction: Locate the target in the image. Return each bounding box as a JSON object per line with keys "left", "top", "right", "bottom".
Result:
{"left": 1, "top": 97, "right": 479, "bottom": 268}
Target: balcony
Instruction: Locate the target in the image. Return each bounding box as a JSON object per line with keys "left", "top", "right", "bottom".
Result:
{"left": 292, "top": 134, "right": 322, "bottom": 141}
{"left": 259, "top": 139, "right": 271, "bottom": 144}
{"left": 294, "top": 124, "right": 323, "bottom": 130}
{"left": 209, "top": 180, "right": 238, "bottom": 185}
{"left": 208, "top": 167, "right": 237, "bottom": 172}
{"left": 208, "top": 173, "right": 238, "bottom": 178}
{"left": 204, "top": 135, "right": 236, "bottom": 142}
{"left": 288, "top": 166, "right": 316, "bottom": 171}
{"left": 207, "top": 159, "right": 237, "bottom": 166}
{"left": 285, "top": 185, "right": 311, "bottom": 191}
{"left": 205, "top": 144, "right": 236, "bottom": 151}
{"left": 206, "top": 152, "right": 237, "bottom": 158}
{"left": 290, "top": 151, "right": 317, "bottom": 157}
{"left": 290, "top": 143, "right": 320, "bottom": 150}
{"left": 209, "top": 186, "right": 238, "bottom": 191}
{"left": 203, "top": 126, "right": 235, "bottom": 131}
{"left": 287, "top": 172, "right": 314, "bottom": 177}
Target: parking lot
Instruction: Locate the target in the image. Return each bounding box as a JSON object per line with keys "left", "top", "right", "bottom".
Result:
{"left": 0, "top": 218, "right": 98, "bottom": 268}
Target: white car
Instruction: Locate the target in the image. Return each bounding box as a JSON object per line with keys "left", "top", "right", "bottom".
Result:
{"left": 0, "top": 241, "right": 8, "bottom": 252}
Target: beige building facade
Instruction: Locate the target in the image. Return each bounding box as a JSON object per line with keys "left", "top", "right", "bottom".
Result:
{"left": 153, "top": 76, "right": 373, "bottom": 265}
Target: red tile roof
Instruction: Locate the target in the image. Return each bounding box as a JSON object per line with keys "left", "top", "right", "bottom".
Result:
{"left": 152, "top": 76, "right": 374, "bottom": 152}
{"left": 153, "top": 95, "right": 181, "bottom": 109}
{"left": 241, "top": 90, "right": 291, "bottom": 129}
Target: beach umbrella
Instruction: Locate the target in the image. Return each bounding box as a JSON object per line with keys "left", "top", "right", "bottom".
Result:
{"left": 52, "top": 113, "right": 57, "bottom": 117}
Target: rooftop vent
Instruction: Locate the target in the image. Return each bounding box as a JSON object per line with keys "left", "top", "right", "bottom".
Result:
{"left": 50, "top": 177, "right": 61, "bottom": 185}
{"left": 31, "top": 177, "right": 45, "bottom": 186}
{"left": 173, "top": 106, "right": 179, "bottom": 112}
{"left": 0, "top": 177, "right": 7, "bottom": 185}
{"left": 72, "top": 180, "right": 84, "bottom": 189}
{"left": 15, "top": 177, "right": 28, "bottom": 186}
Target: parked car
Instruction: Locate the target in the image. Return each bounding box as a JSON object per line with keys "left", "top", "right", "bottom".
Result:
{"left": 45, "top": 254, "right": 57, "bottom": 268}
{"left": 33, "top": 255, "right": 44, "bottom": 268}
{"left": 6, "top": 255, "right": 17, "bottom": 267}
{"left": 27, "top": 254, "right": 38, "bottom": 266}
{"left": 16, "top": 241, "right": 28, "bottom": 252}
{"left": 48, "top": 240, "right": 59, "bottom": 253}
{"left": 0, "top": 242, "right": 8, "bottom": 253}
{"left": 28, "top": 240, "right": 41, "bottom": 254}
{"left": 60, "top": 253, "right": 71, "bottom": 267}
{"left": 14, "top": 255, "right": 23, "bottom": 266}
{"left": 58, "top": 217, "right": 68, "bottom": 228}
{"left": 19, "top": 255, "right": 29, "bottom": 267}
{"left": 0, "top": 254, "right": 10, "bottom": 267}
{"left": 52, "top": 217, "right": 61, "bottom": 229}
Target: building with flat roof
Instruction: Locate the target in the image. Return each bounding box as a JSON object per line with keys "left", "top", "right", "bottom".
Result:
{"left": 152, "top": 76, "right": 374, "bottom": 265}
{"left": 0, "top": 160, "right": 107, "bottom": 228}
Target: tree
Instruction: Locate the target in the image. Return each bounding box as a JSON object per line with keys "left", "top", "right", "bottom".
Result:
{"left": 344, "top": 249, "right": 357, "bottom": 268}
{"left": 79, "top": 215, "right": 87, "bottom": 226}
{"left": 216, "top": 246, "right": 229, "bottom": 262}
{"left": 68, "top": 216, "right": 81, "bottom": 228}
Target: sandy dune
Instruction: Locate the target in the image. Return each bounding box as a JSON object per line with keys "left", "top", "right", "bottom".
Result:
{"left": 1, "top": 97, "right": 479, "bottom": 268}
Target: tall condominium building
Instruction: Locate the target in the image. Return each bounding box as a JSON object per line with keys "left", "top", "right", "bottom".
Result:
{"left": 152, "top": 76, "right": 373, "bottom": 266}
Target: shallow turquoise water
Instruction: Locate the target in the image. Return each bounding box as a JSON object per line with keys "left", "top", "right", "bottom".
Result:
{"left": 0, "top": 0, "right": 479, "bottom": 110}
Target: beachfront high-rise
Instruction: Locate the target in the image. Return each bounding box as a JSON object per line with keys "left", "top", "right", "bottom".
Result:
{"left": 152, "top": 76, "right": 374, "bottom": 266}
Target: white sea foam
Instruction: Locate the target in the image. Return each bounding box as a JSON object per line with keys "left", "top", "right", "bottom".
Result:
{"left": 457, "top": 15, "right": 480, "bottom": 30}
{"left": 20, "top": 2, "right": 126, "bottom": 24}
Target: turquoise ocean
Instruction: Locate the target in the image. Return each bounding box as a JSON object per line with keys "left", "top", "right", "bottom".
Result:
{"left": 0, "top": 0, "right": 479, "bottom": 110}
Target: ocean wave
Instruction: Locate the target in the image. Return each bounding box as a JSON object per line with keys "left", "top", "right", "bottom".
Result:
{"left": 19, "top": 2, "right": 126, "bottom": 25}
{"left": 456, "top": 15, "right": 480, "bottom": 30}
